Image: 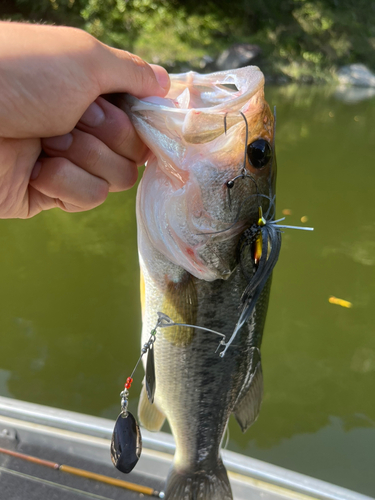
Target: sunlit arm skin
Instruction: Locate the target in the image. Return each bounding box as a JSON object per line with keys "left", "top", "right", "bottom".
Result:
{"left": 0, "top": 21, "right": 170, "bottom": 219}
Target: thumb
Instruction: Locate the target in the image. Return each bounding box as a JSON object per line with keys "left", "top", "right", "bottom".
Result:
{"left": 95, "top": 44, "right": 170, "bottom": 98}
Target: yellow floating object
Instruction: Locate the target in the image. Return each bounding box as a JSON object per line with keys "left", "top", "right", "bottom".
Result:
{"left": 282, "top": 209, "right": 292, "bottom": 216}
{"left": 300, "top": 216, "right": 308, "bottom": 223}
{"left": 328, "top": 296, "right": 352, "bottom": 308}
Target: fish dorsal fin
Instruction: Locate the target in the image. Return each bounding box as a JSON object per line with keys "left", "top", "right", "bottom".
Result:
{"left": 233, "top": 347, "right": 263, "bottom": 432}
{"left": 138, "top": 383, "right": 166, "bottom": 432}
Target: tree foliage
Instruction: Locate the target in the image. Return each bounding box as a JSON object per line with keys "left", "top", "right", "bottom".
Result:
{"left": 2, "top": 0, "right": 375, "bottom": 81}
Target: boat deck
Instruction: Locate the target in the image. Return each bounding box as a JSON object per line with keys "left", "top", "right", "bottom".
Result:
{"left": 0, "top": 439, "right": 163, "bottom": 500}
{"left": 0, "top": 397, "right": 372, "bottom": 500}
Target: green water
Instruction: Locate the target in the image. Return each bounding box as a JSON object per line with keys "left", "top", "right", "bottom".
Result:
{"left": 1, "top": 85, "right": 374, "bottom": 496}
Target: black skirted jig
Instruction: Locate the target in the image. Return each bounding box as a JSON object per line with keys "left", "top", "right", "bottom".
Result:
{"left": 111, "top": 328, "right": 157, "bottom": 474}
{"left": 217, "top": 202, "right": 313, "bottom": 357}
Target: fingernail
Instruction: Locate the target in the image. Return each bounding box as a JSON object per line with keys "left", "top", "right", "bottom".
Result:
{"left": 43, "top": 133, "right": 73, "bottom": 151}
{"left": 151, "top": 65, "right": 170, "bottom": 91}
{"left": 79, "top": 101, "right": 105, "bottom": 127}
{"left": 30, "top": 161, "right": 42, "bottom": 180}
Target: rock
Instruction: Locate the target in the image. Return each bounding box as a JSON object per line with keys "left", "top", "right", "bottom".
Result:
{"left": 216, "top": 44, "right": 261, "bottom": 71}
{"left": 337, "top": 64, "right": 375, "bottom": 87}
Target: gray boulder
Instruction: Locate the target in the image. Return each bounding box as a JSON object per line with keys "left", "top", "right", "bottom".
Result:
{"left": 216, "top": 44, "right": 261, "bottom": 71}
{"left": 337, "top": 64, "right": 375, "bottom": 87}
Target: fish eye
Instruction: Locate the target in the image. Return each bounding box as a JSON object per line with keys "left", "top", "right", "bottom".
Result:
{"left": 247, "top": 139, "right": 273, "bottom": 169}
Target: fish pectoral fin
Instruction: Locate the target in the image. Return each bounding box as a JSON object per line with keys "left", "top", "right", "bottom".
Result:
{"left": 138, "top": 383, "right": 166, "bottom": 432}
{"left": 233, "top": 347, "right": 263, "bottom": 433}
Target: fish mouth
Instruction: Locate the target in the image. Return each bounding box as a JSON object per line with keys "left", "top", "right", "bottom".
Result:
{"left": 125, "top": 66, "right": 265, "bottom": 146}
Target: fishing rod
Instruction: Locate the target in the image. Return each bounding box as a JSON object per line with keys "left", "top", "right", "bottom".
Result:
{"left": 0, "top": 446, "right": 164, "bottom": 498}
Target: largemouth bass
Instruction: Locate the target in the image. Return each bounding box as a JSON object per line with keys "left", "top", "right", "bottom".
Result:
{"left": 120, "top": 67, "right": 276, "bottom": 500}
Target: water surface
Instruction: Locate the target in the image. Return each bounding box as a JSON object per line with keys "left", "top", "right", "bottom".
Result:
{"left": 1, "top": 85, "right": 374, "bottom": 496}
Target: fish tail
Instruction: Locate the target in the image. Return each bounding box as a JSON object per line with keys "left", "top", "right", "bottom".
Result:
{"left": 164, "top": 458, "right": 232, "bottom": 500}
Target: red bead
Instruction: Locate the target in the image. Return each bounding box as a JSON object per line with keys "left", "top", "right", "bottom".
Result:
{"left": 127, "top": 377, "right": 133, "bottom": 383}
{"left": 125, "top": 383, "right": 130, "bottom": 389}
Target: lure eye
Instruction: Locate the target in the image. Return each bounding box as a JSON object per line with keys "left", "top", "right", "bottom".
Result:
{"left": 247, "top": 139, "right": 272, "bottom": 169}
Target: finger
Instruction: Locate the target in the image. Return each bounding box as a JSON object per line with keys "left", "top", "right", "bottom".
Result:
{"left": 29, "top": 157, "right": 109, "bottom": 212}
{"left": 42, "top": 129, "right": 138, "bottom": 192}
{"left": 26, "top": 185, "right": 61, "bottom": 218}
{"left": 76, "top": 97, "right": 149, "bottom": 165}
{"left": 27, "top": 184, "right": 96, "bottom": 218}
{"left": 95, "top": 44, "right": 170, "bottom": 98}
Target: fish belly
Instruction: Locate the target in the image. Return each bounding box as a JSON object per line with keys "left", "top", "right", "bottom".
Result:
{"left": 140, "top": 246, "right": 270, "bottom": 499}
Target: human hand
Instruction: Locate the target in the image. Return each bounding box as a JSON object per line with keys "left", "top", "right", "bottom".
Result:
{"left": 0, "top": 22, "right": 170, "bottom": 218}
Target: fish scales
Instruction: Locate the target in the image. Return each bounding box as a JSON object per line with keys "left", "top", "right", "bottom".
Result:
{"left": 143, "top": 262, "right": 270, "bottom": 459}
{"left": 120, "top": 66, "right": 275, "bottom": 500}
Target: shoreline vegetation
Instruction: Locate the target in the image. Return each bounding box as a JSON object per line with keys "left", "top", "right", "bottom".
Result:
{"left": 1, "top": 0, "right": 375, "bottom": 84}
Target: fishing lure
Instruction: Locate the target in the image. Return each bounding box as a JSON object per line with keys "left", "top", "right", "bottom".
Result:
{"left": 110, "top": 327, "right": 157, "bottom": 474}
{"left": 110, "top": 312, "right": 226, "bottom": 476}
{"left": 219, "top": 202, "right": 313, "bottom": 357}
